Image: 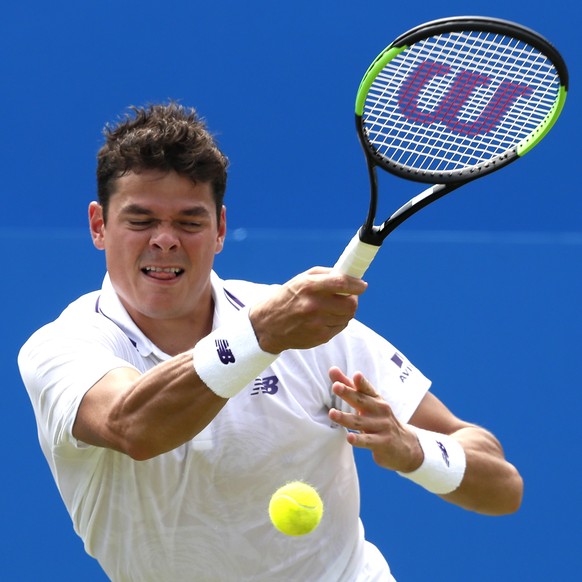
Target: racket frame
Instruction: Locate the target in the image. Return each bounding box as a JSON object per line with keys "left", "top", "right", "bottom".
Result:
{"left": 353, "top": 16, "right": 568, "bottom": 247}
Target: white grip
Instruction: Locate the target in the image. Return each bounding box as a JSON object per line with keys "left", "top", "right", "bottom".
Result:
{"left": 333, "top": 232, "right": 380, "bottom": 279}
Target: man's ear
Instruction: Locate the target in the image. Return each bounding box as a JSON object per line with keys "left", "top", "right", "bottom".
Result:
{"left": 215, "top": 205, "right": 227, "bottom": 255}
{"left": 89, "top": 202, "right": 106, "bottom": 250}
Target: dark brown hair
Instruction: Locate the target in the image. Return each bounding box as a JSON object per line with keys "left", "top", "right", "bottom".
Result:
{"left": 96, "top": 102, "right": 228, "bottom": 221}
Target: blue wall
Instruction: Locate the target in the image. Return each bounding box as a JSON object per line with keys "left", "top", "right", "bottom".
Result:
{"left": 2, "top": 2, "right": 580, "bottom": 580}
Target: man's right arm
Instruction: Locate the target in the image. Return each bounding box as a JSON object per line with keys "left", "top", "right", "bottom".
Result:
{"left": 73, "top": 354, "right": 227, "bottom": 460}
{"left": 73, "top": 268, "right": 367, "bottom": 459}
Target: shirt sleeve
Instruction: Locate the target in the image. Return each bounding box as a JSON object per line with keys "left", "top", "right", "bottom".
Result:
{"left": 18, "top": 317, "right": 139, "bottom": 452}
{"left": 325, "top": 319, "right": 432, "bottom": 423}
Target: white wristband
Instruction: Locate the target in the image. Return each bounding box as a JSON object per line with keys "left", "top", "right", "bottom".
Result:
{"left": 192, "top": 309, "right": 279, "bottom": 399}
{"left": 397, "top": 426, "right": 466, "bottom": 494}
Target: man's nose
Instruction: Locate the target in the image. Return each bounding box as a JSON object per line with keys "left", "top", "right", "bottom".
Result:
{"left": 150, "top": 225, "right": 180, "bottom": 251}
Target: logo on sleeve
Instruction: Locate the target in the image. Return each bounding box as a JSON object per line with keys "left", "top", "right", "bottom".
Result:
{"left": 391, "top": 353, "right": 404, "bottom": 368}
{"left": 215, "top": 339, "right": 236, "bottom": 364}
{"left": 391, "top": 352, "right": 413, "bottom": 383}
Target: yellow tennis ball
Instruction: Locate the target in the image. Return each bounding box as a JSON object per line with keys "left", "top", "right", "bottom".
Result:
{"left": 268, "top": 481, "right": 324, "bottom": 536}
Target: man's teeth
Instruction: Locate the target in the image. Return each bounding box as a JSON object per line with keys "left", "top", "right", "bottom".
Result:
{"left": 144, "top": 267, "right": 183, "bottom": 273}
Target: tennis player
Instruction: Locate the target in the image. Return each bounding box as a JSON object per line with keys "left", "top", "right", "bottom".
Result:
{"left": 18, "top": 103, "right": 523, "bottom": 581}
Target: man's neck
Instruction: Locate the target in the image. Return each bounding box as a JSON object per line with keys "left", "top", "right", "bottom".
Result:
{"left": 130, "top": 298, "right": 215, "bottom": 357}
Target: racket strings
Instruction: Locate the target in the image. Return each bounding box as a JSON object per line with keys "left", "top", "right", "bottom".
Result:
{"left": 363, "top": 30, "right": 561, "bottom": 176}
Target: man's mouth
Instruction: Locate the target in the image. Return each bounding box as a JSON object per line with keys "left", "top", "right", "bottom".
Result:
{"left": 142, "top": 266, "right": 185, "bottom": 279}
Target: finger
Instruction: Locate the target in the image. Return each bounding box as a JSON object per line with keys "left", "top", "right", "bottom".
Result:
{"left": 353, "top": 372, "right": 380, "bottom": 397}
{"left": 329, "top": 408, "right": 385, "bottom": 433}
{"left": 329, "top": 410, "right": 383, "bottom": 451}
{"left": 332, "top": 381, "right": 385, "bottom": 415}
{"left": 328, "top": 366, "right": 353, "bottom": 386}
{"left": 305, "top": 266, "right": 333, "bottom": 275}
{"left": 325, "top": 293, "right": 360, "bottom": 316}
{"left": 307, "top": 271, "right": 368, "bottom": 297}
{"left": 346, "top": 430, "right": 379, "bottom": 449}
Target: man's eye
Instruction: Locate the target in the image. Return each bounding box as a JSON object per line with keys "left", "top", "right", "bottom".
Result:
{"left": 128, "top": 220, "right": 153, "bottom": 228}
{"left": 181, "top": 222, "right": 202, "bottom": 231}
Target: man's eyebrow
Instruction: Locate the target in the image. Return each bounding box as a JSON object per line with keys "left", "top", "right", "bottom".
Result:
{"left": 180, "top": 206, "right": 212, "bottom": 217}
{"left": 120, "top": 204, "right": 154, "bottom": 215}
{"left": 120, "top": 204, "right": 211, "bottom": 217}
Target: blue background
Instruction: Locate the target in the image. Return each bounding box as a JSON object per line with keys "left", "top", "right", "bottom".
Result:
{"left": 2, "top": 1, "right": 579, "bottom": 580}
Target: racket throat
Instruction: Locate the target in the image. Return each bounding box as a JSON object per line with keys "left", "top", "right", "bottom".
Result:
{"left": 361, "top": 162, "right": 380, "bottom": 242}
{"left": 359, "top": 224, "right": 386, "bottom": 246}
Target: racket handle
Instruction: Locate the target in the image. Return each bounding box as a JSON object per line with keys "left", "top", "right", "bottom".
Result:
{"left": 333, "top": 232, "right": 380, "bottom": 279}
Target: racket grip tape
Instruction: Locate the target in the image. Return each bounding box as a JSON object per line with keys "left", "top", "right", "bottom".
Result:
{"left": 333, "top": 232, "right": 380, "bottom": 279}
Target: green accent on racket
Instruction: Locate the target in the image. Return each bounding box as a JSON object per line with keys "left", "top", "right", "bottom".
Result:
{"left": 334, "top": 16, "right": 568, "bottom": 279}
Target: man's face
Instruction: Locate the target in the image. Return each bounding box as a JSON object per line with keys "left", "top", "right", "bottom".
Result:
{"left": 89, "top": 170, "right": 226, "bottom": 326}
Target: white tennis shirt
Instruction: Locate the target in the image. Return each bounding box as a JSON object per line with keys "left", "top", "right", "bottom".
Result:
{"left": 19, "top": 271, "right": 431, "bottom": 581}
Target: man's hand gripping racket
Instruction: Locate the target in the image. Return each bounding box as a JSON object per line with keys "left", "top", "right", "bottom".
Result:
{"left": 334, "top": 16, "right": 568, "bottom": 279}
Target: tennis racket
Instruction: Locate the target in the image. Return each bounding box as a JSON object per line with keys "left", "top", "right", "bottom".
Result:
{"left": 334, "top": 16, "right": 568, "bottom": 278}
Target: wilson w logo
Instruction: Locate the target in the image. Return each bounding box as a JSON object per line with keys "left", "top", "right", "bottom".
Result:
{"left": 397, "top": 60, "right": 532, "bottom": 136}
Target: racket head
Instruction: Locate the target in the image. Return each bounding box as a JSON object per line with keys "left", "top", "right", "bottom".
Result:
{"left": 356, "top": 16, "right": 568, "bottom": 185}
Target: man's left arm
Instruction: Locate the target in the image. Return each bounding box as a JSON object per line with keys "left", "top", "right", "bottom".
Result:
{"left": 328, "top": 367, "right": 523, "bottom": 516}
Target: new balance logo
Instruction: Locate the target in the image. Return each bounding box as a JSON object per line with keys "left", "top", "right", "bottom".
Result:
{"left": 251, "top": 375, "right": 280, "bottom": 395}
{"left": 436, "top": 440, "right": 450, "bottom": 467}
{"left": 215, "top": 339, "right": 235, "bottom": 364}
